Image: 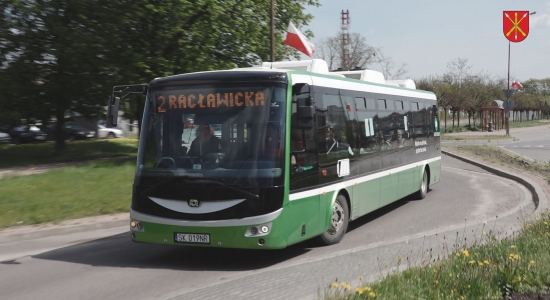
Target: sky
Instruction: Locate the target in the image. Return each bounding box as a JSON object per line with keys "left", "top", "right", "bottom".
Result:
{"left": 302, "top": 0, "right": 550, "bottom": 82}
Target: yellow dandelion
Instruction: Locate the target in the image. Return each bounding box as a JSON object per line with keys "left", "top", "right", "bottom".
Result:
{"left": 368, "top": 291, "right": 376, "bottom": 298}
{"left": 462, "top": 250, "right": 469, "bottom": 257}
{"left": 434, "top": 280, "right": 439, "bottom": 285}
{"left": 468, "top": 260, "right": 476, "bottom": 265}
{"left": 331, "top": 282, "right": 338, "bottom": 288}
{"left": 345, "top": 284, "right": 351, "bottom": 290}
{"left": 508, "top": 254, "right": 520, "bottom": 260}
{"left": 530, "top": 260, "right": 535, "bottom": 265}
{"left": 478, "top": 262, "right": 484, "bottom": 266}
{"left": 518, "top": 276, "right": 522, "bottom": 282}
{"left": 364, "top": 286, "right": 372, "bottom": 292}
{"left": 511, "top": 245, "right": 516, "bottom": 248}
{"left": 544, "top": 221, "right": 548, "bottom": 225}
{"left": 456, "top": 252, "right": 461, "bottom": 257}
{"left": 356, "top": 287, "right": 363, "bottom": 294}
{"left": 340, "top": 282, "right": 347, "bottom": 287}
{"left": 484, "top": 260, "right": 490, "bottom": 265}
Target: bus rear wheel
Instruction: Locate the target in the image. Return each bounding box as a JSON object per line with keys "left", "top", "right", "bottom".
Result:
{"left": 318, "top": 195, "right": 349, "bottom": 245}
{"left": 413, "top": 169, "right": 428, "bottom": 200}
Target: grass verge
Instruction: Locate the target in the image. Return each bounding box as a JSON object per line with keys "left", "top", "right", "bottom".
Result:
{"left": 0, "top": 160, "right": 134, "bottom": 229}
{"left": 0, "top": 138, "right": 138, "bottom": 169}
{"left": 447, "top": 145, "right": 550, "bottom": 181}
{"left": 441, "top": 135, "right": 514, "bottom": 141}
{"left": 321, "top": 214, "right": 550, "bottom": 299}
{"left": 509, "top": 120, "right": 550, "bottom": 129}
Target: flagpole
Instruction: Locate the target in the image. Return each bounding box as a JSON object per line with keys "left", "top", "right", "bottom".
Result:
{"left": 270, "top": 0, "right": 275, "bottom": 62}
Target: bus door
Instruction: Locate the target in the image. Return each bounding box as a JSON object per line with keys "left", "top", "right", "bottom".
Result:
{"left": 288, "top": 80, "right": 321, "bottom": 242}
{"left": 377, "top": 97, "right": 399, "bottom": 207}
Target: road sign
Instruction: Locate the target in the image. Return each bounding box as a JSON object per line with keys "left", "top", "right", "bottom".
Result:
{"left": 503, "top": 100, "right": 514, "bottom": 111}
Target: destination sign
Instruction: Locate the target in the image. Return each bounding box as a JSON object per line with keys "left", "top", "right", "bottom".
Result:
{"left": 157, "top": 91, "right": 266, "bottom": 113}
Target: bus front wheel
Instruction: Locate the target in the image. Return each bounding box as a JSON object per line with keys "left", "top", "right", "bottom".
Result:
{"left": 318, "top": 195, "right": 349, "bottom": 245}
{"left": 413, "top": 169, "right": 428, "bottom": 200}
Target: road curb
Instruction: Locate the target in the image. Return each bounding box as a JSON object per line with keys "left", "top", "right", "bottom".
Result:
{"left": 442, "top": 149, "right": 548, "bottom": 215}
{"left": 0, "top": 214, "right": 129, "bottom": 244}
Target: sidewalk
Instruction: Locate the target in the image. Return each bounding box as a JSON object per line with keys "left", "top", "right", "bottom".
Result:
{"left": 442, "top": 121, "right": 550, "bottom": 136}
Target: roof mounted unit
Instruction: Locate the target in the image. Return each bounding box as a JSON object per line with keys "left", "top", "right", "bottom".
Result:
{"left": 331, "top": 70, "right": 386, "bottom": 85}
{"left": 256, "top": 59, "right": 330, "bottom": 74}
{"left": 385, "top": 79, "right": 416, "bottom": 89}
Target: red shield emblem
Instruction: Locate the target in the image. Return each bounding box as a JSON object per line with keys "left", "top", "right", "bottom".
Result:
{"left": 503, "top": 11, "right": 530, "bottom": 42}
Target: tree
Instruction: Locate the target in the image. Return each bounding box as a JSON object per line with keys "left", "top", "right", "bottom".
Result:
{"left": 373, "top": 48, "right": 408, "bottom": 80}
{"left": 0, "top": 0, "right": 112, "bottom": 152}
{"left": 314, "top": 32, "right": 408, "bottom": 80}
{"left": 314, "top": 32, "right": 376, "bottom": 71}
{"left": 0, "top": 0, "right": 319, "bottom": 150}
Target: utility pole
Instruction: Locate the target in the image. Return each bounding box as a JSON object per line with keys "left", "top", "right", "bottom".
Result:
{"left": 270, "top": 0, "right": 275, "bottom": 62}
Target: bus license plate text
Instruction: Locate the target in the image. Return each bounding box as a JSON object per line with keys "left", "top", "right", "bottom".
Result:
{"left": 174, "top": 233, "right": 210, "bottom": 244}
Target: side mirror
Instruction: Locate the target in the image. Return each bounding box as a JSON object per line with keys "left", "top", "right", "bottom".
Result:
{"left": 106, "top": 96, "right": 120, "bottom": 127}
{"left": 296, "top": 89, "right": 314, "bottom": 129}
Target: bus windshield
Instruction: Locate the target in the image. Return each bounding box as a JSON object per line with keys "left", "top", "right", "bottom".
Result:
{"left": 137, "top": 82, "right": 287, "bottom": 187}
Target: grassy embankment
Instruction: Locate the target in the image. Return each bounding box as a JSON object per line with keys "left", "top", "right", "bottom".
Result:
{"left": 320, "top": 145, "right": 550, "bottom": 299}
{"left": 0, "top": 139, "right": 138, "bottom": 229}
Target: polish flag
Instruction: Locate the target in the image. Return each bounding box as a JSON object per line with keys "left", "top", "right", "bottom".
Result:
{"left": 284, "top": 21, "right": 315, "bottom": 57}
{"left": 511, "top": 81, "right": 523, "bottom": 89}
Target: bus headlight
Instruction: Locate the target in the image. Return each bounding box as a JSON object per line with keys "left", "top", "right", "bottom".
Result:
{"left": 130, "top": 220, "right": 144, "bottom": 232}
{"left": 245, "top": 223, "right": 272, "bottom": 237}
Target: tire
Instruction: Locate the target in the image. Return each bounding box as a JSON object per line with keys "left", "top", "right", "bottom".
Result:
{"left": 318, "top": 195, "right": 349, "bottom": 245}
{"left": 108, "top": 132, "right": 115, "bottom": 139}
{"left": 413, "top": 169, "right": 428, "bottom": 200}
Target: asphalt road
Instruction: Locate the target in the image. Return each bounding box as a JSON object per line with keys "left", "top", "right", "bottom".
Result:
{"left": 498, "top": 126, "right": 550, "bottom": 162}
{"left": 0, "top": 155, "right": 535, "bottom": 300}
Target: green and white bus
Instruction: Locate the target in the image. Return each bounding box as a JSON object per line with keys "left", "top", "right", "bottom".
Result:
{"left": 107, "top": 59, "right": 441, "bottom": 249}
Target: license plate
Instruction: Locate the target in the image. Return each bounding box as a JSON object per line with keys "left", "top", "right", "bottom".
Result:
{"left": 174, "top": 233, "right": 210, "bottom": 244}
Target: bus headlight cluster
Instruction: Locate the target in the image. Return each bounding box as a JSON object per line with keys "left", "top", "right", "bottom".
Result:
{"left": 245, "top": 223, "right": 272, "bottom": 237}
{"left": 130, "top": 220, "right": 144, "bottom": 232}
